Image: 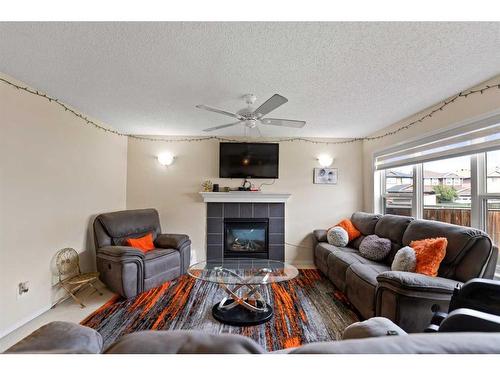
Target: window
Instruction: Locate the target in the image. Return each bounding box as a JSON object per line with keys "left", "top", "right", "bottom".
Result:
{"left": 382, "top": 166, "right": 413, "bottom": 216}
{"left": 374, "top": 113, "right": 500, "bottom": 278}
{"left": 486, "top": 199, "right": 500, "bottom": 249}
{"left": 487, "top": 150, "right": 500, "bottom": 193}
{"left": 423, "top": 156, "right": 471, "bottom": 226}
{"left": 485, "top": 151, "right": 500, "bottom": 279}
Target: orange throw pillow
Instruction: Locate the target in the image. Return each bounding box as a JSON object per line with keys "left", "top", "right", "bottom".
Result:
{"left": 410, "top": 237, "right": 447, "bottom": 277}
{"left": 126, "top": 232, "right": 155, "bottom": 253}
{"left": 334, "top": 219, "right": 361, "bottom": 242}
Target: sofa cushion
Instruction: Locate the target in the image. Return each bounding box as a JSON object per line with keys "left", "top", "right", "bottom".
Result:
{"left": 327, "top": 226, "right": 349, "bottom": 246}
{"left": 411, "top": 237, "right": 448, "bottom": 277}
{"left": 375, "top": 214, "right": 414, "bottom": 263}
{"left": 346, "top": 263, "right": 391, "bottom": 318}
{"left": 315, "top": 242, "right": 355, "bottom": 265}
{"left": 350, "top": 212, "right": 382, "bottom": 236}
{"left": 391, "top": 246, "right": 417, "bottom": 272}
{"left": 375, "top": 214, "right": 414, "bottom": 244}
{"left": 335, "top": 219, "right": 362, "bottom": 241}
{"left": 326, "top": 248, "right": 380, "bottom": 292}
{"left": 144, "top": 248, "right": 180, "bottom": 278}
{"left": 359, "top": 234, "right": 392, "bottom": 261}
{"left": 104, "top": 330, "right": 265, "bottom": 354}
{"left": 402, "top": 219, "right": 492, "bottom": 281}
{"left": 126, "top": 232, "right": 155, "bottom": 252}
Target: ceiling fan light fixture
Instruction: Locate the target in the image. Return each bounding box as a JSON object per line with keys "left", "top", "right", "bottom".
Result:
{"left": 245, "top": 119, "right": 257, "bottom": 128}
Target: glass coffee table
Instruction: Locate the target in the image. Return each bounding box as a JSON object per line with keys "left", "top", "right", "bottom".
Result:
{"left": 188, "top": 258, "right": 299, "bottom": 326}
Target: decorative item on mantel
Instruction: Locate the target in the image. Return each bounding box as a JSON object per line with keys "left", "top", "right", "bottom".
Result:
{"left": 201, "top": 180, "right": 213, "bottom": 192}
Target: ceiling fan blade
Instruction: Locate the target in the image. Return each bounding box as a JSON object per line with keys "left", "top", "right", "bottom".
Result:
{"left": 261, "top": 118, "right": 306, "bottom": 128}
{"left": 252, "top": 94, "right": 288, "bottom": 117}
{"left": 196, "top": 104, "right": 243, "bottom": 120}
{"left": 203, "top": 121, "right": 242, "bottom": 132}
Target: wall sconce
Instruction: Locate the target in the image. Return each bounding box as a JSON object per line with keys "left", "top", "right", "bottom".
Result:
{"left": 317, "top": 154, "right": 334, "bottom": 167}
{"left": 157, "top": 152, "right": 175, "bottom": 166}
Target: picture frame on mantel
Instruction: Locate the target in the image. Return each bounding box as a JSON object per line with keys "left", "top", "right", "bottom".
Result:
{"left": 313, "top": 168, "right": 338, "bottom": 184}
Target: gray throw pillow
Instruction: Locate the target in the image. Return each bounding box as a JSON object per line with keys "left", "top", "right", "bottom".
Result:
{"left": 391, "top": 246, "right": 417, "bottom": 272}
{"left": 327, "top": 226, "right": 349, "bottom": 247}
{"left": 359, "top": 234, "right": 391, "bottom": 261}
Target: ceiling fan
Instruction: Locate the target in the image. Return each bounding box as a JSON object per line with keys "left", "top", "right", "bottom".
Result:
{"left": 196, "top": 93, "right": 306, "bottom": 133}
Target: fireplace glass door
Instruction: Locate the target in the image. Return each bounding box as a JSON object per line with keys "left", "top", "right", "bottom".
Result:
{"left": 224, "top": 218, "right": 269, "bottom": 259}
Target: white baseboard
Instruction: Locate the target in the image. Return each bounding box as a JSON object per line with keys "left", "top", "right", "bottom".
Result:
{"left": 0, "top": 304, "right": 52, "bottom": 339}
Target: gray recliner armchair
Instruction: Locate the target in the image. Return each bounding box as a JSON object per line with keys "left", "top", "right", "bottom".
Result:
{"left": 93, "top": 208, "right": 191, "bottom": 298}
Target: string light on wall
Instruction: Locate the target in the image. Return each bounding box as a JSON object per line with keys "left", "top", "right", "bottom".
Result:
{"left": 1, "top": 76, "right": 499, "bottom": 146}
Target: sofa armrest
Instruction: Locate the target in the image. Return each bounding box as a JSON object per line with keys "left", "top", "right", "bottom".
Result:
{"left": 4, "top": 322, "right": 103, "bottom": 354}
{"left": 97, "top": 245, "right": 145, "bottom": 259}
{"left": 313, "top": 229, "right": 327, "bottom": 243}
{"left": 342, "top": 317, "right": 407, "bottom": 340}
{"left": 155, "top": 233, "right": 190, "bottom": 249}
{"left": 375, "top": 271, "right": 461, "bottom": 333}
{"left": 377, "top": 271, "right": 460, "bottom": 295}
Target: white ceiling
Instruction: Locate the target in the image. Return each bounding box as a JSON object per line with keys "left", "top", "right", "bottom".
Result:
{"left": 0, "top": 22, "right": 499, "bottom": 138}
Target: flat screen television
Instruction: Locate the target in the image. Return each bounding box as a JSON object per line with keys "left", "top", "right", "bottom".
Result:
{"left": 219, "top": 142, "right": 279, "bottom": 179}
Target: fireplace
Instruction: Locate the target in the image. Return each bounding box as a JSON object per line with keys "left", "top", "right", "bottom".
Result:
{"left": 205, "top": 201, "right": 286, "bottom": 261}
{"left": 224, "top": 218, "right": 269, "bottom": 259}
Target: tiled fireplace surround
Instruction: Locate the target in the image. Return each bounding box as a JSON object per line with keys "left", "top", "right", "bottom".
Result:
{"left": 206, "top": 202, "right": 285, "bottom": 261}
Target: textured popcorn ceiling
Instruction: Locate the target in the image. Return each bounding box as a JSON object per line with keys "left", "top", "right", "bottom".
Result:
{"left": 0, "top": 22, "right": 499, "bottom": 138}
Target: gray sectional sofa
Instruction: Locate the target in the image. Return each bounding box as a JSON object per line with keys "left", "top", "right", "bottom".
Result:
{"left": 313, "top": 212, "right": 498, "bottom": 332}
{"left": 5, "top": 320, "right": 500, "bottom": 354}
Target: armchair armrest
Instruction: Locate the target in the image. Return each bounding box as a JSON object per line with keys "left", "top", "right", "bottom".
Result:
{"left": 155, "top": 233, "right": 191, "bottom": 274}
{"left": 155, "top": 233, "right": 190, "bottom": 249}
{"left": 377, "top": 271, "right": 460, "bottom": 295}
{"left": 313, "top": 229, "right": 327, "bottom": 243}
{"left": 97, "top": 245, "right": 145, "bottom": 259}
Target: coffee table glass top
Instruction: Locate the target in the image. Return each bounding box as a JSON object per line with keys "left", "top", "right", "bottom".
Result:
{"left": 187, "top": 258, "right": 299, "bottom": 285}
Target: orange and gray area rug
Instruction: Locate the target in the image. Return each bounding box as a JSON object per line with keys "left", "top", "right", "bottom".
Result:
{"left": 81, "top": 269, "right": 360, "bottom": 351}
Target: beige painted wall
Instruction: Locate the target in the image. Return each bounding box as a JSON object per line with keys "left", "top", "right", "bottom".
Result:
{"left": 126, "top": 137, "right": 364, "bottom": 265}
{"left": 0, "top": 74, "right": 128, "bottom": 336}
{"left": 362, "top": 74, "right": 500, "bottom": 212}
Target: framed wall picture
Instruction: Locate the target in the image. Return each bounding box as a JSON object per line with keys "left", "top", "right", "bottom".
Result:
{"left": 313, "top": 168, "right": 338, "bottom": 184}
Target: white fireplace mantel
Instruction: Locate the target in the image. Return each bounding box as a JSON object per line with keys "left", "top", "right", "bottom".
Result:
{"left": 199, "top": 191, "right": 291, "bottom": 203}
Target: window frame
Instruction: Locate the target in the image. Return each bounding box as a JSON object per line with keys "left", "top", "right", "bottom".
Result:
{"left": 380, "top": 166, "right": 416, "bottom": 217}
